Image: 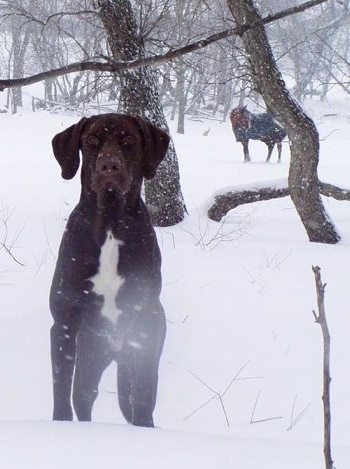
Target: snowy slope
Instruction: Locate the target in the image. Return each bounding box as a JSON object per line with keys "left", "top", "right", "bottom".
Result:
{"left": 0, "top": 91, "right": 350, "bottom": 467}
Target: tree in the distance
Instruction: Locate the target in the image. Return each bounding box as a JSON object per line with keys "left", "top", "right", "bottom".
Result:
{"left": 97, "top": 0, "right": 186, "bottom": 227}
{"left": 227, "top": 0, "right": 340, "bottom": 244}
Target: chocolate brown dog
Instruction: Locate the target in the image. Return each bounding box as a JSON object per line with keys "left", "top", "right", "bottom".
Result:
{"left": 50, "top": 114, "right": 169, "bottom": 427}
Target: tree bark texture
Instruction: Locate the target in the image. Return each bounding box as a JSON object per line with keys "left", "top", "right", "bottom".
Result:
{"left": 227, "top": 0, "right": 340, "bottom": 244}
{"left": 97, "top": 0, "right": 186, "bottom": 226}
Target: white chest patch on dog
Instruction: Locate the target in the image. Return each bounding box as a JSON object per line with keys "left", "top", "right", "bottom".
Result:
{"left": 89, "top": 231, "right": 124, "bottom": 324}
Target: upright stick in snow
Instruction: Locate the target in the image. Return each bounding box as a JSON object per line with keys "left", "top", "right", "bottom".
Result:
{"left": 312, "top": 265, "right": 334, "bottom": 469}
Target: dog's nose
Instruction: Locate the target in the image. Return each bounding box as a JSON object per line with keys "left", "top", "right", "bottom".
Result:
{"left": 96, "top": 154, "right": 122, "bottom": 175}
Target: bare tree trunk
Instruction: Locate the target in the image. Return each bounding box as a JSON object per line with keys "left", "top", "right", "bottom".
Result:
{"left": 227, "top": 0, "right": 339, "bottom": 244}
{"left": 97, "top": 0, "right": 186, "bottom": 226}
{"left": 175, "top": 61, "right": 186, "bottom": 134}
{"left": 11, "top": 22, "right": 31, "bottom": 112}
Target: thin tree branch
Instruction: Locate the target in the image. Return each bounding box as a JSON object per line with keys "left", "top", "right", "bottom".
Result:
{"left": 312, "top": 266, "right": 334, "bottom": 469}
{"left": 0, "top": 0, "right": 333, "bottom": 91}
{"left": 0, "top": 208, "right": 25, "bottom": 266}
{"left": 0, "top": 8, "right": 98, "bottom": 27}
{"left": 262, "top": 0, "right": 332, "bottom": 26}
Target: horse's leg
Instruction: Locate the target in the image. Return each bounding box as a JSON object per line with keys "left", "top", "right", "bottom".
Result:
{"left": 266, "top": 142, "right": 275, "bottom": 163}
{"left": 242, "top": 140, "right": 251, "bottom": 162}
{"left": 277, "top": 141, "right": 282, "bottom": 163}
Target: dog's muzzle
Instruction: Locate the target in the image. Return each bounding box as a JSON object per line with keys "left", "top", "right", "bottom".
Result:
{"left": 91, "top": 153, "right": 131, "bottom": 194}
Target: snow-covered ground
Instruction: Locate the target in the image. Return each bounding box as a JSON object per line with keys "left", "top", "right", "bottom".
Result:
{"left": 1, "top": 90, "right": 350, "bottom": 468}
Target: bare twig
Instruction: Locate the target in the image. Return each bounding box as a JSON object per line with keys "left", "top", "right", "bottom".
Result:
{"left": 287, "top": 394, "right": 311, "bottom": 431}
{"left": 250, "top": 389, "right": 283, "bottom": 424}
{"left": 178, "top": 213, "right": 247, "bottom": 251}
{"left": 0, "top": 204, "right": 25, "bottom": 266}
{"left": 312, "top": 265, "right": 334, "bottom": 469}
{"left": 185, "top": 361, "right": 261, "bottom": 426}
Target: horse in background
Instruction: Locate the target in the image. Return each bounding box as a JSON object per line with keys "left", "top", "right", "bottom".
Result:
{"left": 230, "top": 106, "right": 286, "bottom": 163}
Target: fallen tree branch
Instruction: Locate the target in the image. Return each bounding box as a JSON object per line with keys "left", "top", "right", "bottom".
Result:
{"left": 207, "top": 179, "right": 350, "bottom": 222}
{"left": 208, "top": 184, "right": 289, "bottom": 222}
{"left": 0, "top": 0, "right": 331, "bottom": 91}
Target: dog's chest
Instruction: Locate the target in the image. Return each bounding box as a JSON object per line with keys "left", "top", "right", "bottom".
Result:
{"left": 89, "top": 231, "right": 124, "bottom": 323}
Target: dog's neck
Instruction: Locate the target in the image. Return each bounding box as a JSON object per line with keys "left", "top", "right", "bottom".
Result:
{"left": 79, "top": 188, "right": 149, "bottom": 243}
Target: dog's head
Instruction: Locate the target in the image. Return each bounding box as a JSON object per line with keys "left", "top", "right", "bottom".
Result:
{"left": 51, "top": 114, "right": 170, "bottom": 197}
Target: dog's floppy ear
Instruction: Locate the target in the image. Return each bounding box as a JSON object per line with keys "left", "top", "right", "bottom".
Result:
{"left": 134, "top": 116, "right": 170, "bottom": 180}
{"left": 52, "top": 117, "right": 88, "bottom": 180}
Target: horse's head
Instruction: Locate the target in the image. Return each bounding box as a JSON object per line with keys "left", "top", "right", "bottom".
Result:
{"left": 230, "top": 105, "right": 251, "bottom": 129}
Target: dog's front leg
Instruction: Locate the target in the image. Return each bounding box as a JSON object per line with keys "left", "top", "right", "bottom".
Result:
{"left": 128, "top": 352, "right": 159, "bottom": 428}
{"left": 73, "top": 328, "right": 112, "bottom": 421}
{"left": 50, "top": 322, "right": 79, "bottom": 420}
{"left": 127, "top": 323, "right": 165, "bottom": 428}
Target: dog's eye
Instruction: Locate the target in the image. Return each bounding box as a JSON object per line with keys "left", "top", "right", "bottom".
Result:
{"left": 122, "top": 135, "right": 136, "bottom": 146}
{"left": 86, "top": 135, "right": 100, "bottom": 146}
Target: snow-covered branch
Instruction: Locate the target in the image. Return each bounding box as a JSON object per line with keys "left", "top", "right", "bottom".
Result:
{"left": 207, "top": 179, "right": 350, "bottom": 222}
{"left": 0, "top": 0, "right": 332, "bottom": 91}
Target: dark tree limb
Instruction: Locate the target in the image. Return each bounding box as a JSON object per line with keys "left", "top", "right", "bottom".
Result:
{"left": 208, "top": 184, "right": 290, "bottom": 222}
{"left": 0, "top": 0, "right": 331, "bottom": 91}
{"left": 319, "top": 181, "right": 350, "bottom": 200}
{"left": 207, "top": 180, "right": 350, "bottom": 222}
{"left": 312, "top": 266, "right": 334, "bottom": 469}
